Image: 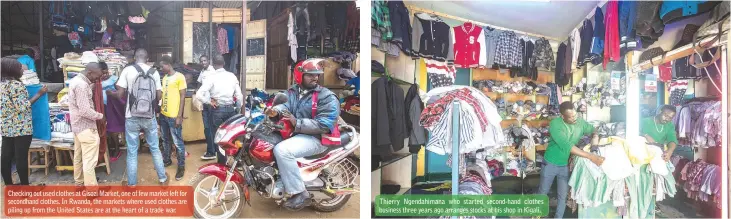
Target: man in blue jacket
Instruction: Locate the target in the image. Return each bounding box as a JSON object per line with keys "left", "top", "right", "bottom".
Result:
{"left": 269, "top": 58, "right": 341, "bottom": 210}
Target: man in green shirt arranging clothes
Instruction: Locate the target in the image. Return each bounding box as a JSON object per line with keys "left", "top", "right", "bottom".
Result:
{"left": 538, "top": 101, "right": 605, "bottom": 218}
{"left": 640, "top": 105, "right": 678, "bottom": 161}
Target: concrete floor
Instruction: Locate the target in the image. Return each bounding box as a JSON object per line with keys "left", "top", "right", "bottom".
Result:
{"left": 4, "top": 142, "right": 360, "bottom": 218}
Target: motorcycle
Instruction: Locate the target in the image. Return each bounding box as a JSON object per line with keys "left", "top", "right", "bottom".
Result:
{"left": 190, "top": 93, "right": 360, "bottom": 219}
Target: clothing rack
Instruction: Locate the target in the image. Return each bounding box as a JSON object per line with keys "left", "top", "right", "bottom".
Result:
{"left": 405, "top": 5, "right": 562, "bottom": 42}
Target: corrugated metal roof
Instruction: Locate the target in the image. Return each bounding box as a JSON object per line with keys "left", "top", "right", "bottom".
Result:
{"left": 210, "top": 1, "right": 244, "bottom": 9}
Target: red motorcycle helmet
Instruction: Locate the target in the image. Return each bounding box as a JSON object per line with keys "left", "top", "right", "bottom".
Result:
{"left": 293, "top": 58, "right": 327, "bottom": 85}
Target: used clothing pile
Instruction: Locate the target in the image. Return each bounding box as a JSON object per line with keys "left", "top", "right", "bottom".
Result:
{"left": 49, "top": 104, "right": 73, "bottom": 148}
{"left": 91, "top": 48, "right": 128, "bottom": 76}
{"left": 674, "top": 101, "right": 721, "bottom": 148}
{"left": 680, "top": 159, "right": 721, "bottom": 209}
{"left": 420, "top": 86, "right": 504, "bottom": 155}
{"left": 568, "top": 136, "right": 677, "bottom": 217}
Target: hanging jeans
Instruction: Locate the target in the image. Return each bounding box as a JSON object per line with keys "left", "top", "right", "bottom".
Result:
{"left": 125, "top": 117, "right": 168, "bottom": 186}
{"left": 537, "top": 161, "right": 569, "bottom": 218}
{"left": 296, "top": 34, "right": 308, "bottom": 62}
{"left": 273, "top": 134, "right": 328, "bottom": 194}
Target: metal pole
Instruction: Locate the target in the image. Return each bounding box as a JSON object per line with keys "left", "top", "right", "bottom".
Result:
{"left": 450, "top": 101, "right": 460, "bottom": 219}
{"left": 240, "top": 1, "right": 247, "bottom": 93}
{"left": 208, "top": 2, "right": 213, "bottom": 60}
{"left": 38, "top": 1, "right": 44, "bottom": 81}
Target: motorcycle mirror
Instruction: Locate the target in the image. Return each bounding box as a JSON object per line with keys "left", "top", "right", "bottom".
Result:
{"left": 273, "top": 93, "right": 288, "bottom": 105}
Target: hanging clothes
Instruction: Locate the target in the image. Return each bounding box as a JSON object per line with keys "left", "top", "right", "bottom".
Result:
{"left": 217, "top": 27, "right": 229, "bottom": 54}
{"left": 494, "top": 31, "right": 522, "bottom": 68}
{"left": 635, "top": 2, "right": 665, "bottom": 47}
{"left": 518, "top": 39, "right": 538, "bottom": 81}
{"left": 604, "top": 0, "right": 620, "bottom": 70}
{"left": 411, "top": 13, "right": 452, "bottom": 61}
{"left": 668, "top": 80, "right": 689, "bottom": 106}
{"left": 570, "top": 28, "right": 581, "bottom": 69}
{"left": 372, "top": 75, "right": 407, "bottom": 159}
{"left": 533, "top": 37, "right": 554, "bottom": 71}
{"left": 405, "top": 84, "right": 427, "bottom": 153}
{"left": 288, "top": 12, "right": 298, "bottom": 62}
{"left": 618, "top": 1, "right": 639, "bottom": 54}
{"left": 588, "top": 7, "right": 605, "bottom": 65}
{"left": 372, "top": 0, "right": 391, "bottom": 41}
{"left": 387, "top": 1, "right": 412, "bottom": 56}
{"left": 483, "top": 27, "right": 503, "bottom": 69}
{"left": 577, "top": 19, "right": 593, "bottom": 68}
{"left": 451, "top": 22, "right": 486, "bottom": 68}
{"left": 554, "top": 43, "right": 571, "bottom": 86}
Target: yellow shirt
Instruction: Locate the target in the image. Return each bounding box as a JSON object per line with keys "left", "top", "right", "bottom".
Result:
{"left": 161, "top": 72, "right": 187, "bottom": 118}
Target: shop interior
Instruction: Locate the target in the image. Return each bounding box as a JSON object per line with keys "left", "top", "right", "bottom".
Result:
{"left": 371, "top": 1, "right": 726, "bottom": 218}
{"left": 1, "top": 1, "right": 361, "bottom": 187}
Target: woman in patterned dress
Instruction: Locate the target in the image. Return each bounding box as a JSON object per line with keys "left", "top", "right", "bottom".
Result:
{"left": 1, "top": 57, "right": 47, "bottom": 185}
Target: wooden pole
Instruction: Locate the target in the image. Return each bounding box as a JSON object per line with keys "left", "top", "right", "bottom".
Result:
{"left": 38, "top": 1, "right": 44, "bottom": 81}
{"left": 241, "top": 1, "right": 247, "bottom": 93}
{"left": 208, "top": 3, "right": 213, "bottom": 60}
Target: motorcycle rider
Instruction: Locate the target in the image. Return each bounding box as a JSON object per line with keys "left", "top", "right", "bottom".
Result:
{"left": 267, "top": 58, "right": 341, "bottom": 210}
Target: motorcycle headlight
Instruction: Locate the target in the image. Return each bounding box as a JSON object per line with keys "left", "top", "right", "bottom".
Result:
{"left": 214, "top": 129, "right": 227, "bottom": 143}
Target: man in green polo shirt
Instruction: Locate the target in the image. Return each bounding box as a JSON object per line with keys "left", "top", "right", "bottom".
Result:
{"left": 538, "top": 101, "right": 604, "bottom": 218}
{"left": 640, "top": 105, "right": 678, "bottom": 161}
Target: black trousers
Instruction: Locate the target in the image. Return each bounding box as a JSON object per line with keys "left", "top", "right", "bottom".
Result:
{"left": 1, "top": 135, "right": 32, "bottom": 185}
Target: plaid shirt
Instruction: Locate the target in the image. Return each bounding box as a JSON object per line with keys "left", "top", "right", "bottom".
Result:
{"left": 494, "top": 31, "right": 522, "bottom": 68}
{"left": 371, "top": 0, "right": 392, "bottom": 40}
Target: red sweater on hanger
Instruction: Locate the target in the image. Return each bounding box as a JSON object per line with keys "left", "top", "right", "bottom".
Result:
{"left": 604, "top": 0, "right": 620, "bottom": 69}
{"left": 452, "top": 22, "right": 486, "bottom": 68}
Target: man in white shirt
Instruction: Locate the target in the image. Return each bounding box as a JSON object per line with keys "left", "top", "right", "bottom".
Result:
{"left": 107, "top": 49, "right": 169, "bottom": 186}
{"left": 196, "top": 55, "right": 216, "bottom": 85}
{"left": 195, "top": 55, "right": 243, "bottom": 163}
{"left": 196, "top": 55, "right": 218, "bottom": 160}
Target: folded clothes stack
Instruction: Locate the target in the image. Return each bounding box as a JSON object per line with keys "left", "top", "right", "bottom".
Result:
{"left": 20, "top": 70, "right": 40, "bottom": 85}
{"left": 49, "top": 105, "right": 73, "bottom": 144}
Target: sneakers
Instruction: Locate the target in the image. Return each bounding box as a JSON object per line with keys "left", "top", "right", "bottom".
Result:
{"left": 175, "top": 167, "right": 185, "bottom": 181}
{"left": 164, "top": 160, "right": 173, "bottom": 167}
{"left": 284, "top": 191, "right": 312, "bottom": 211}
{"left": 201, "top": 153, "right": 216, "bottom": 160}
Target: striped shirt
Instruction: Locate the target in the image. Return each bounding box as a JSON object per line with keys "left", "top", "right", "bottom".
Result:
{"left": 68, "top": 73, "right": 103, "bottom": 134}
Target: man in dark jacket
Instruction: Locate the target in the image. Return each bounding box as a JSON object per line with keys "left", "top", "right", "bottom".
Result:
{"left": 269, "top": 58, "right": 340, "bottom": 210}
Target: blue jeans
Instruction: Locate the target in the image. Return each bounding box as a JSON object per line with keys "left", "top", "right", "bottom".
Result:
{"left": 125, "top": 117, "right": 168, "bottom": 185}
{"left": 202, "top": 105, "right": 215, "bottom": 156}
{"left": 210, "top": 105, "right": 237, "bottom": 164}
{"left": 537, "top": 161, "right": 569, "bottom": 218}
{"left": 160, "top": 116, "right": 185, "bottom": 167}
{"left": 273, "top": 134, "right": 328, "bottom": 194}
